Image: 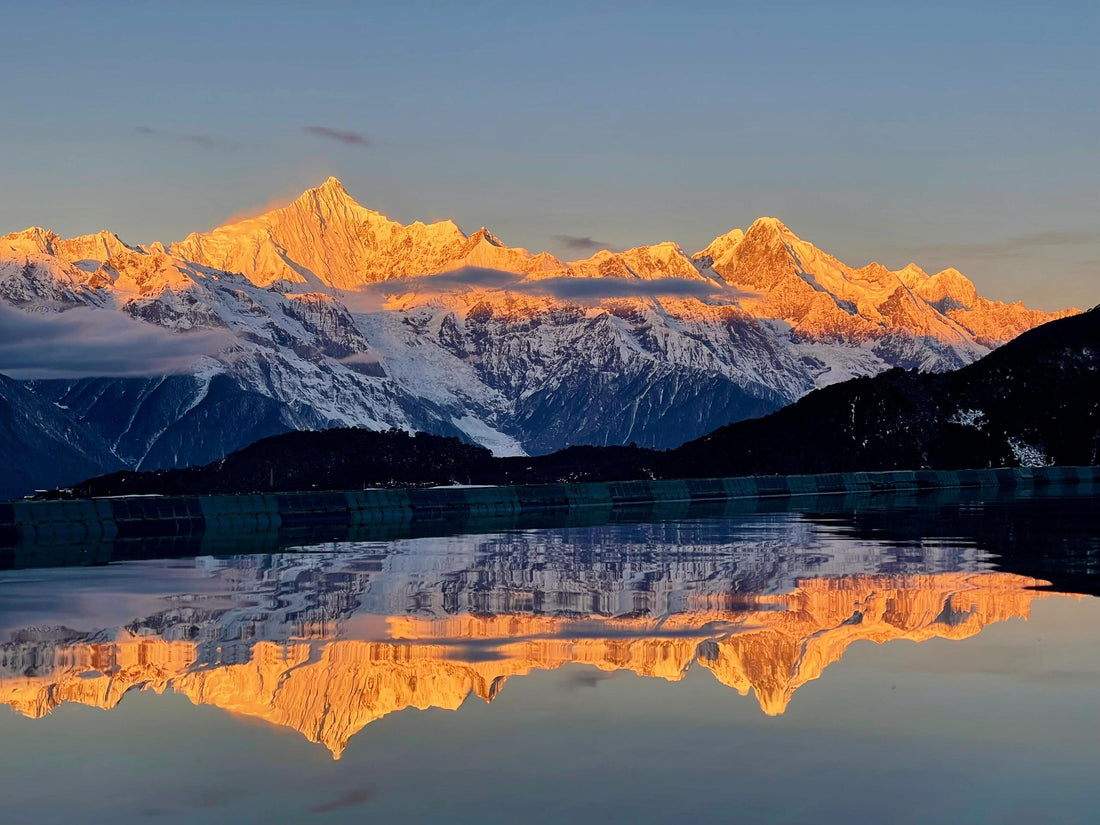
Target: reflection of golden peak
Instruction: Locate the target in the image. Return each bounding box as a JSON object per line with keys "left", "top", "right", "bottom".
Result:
{"left": 0, "top": 572, "right": 1049, "bottom": 758}
{"left": 699, "top": 572, "right": 1045, "bottom": 715}
{"left": 386, "top": 614, "right": 566, "bottom": 640}
{"left": 3, "top": 637, "right": 195, "bottom": 720}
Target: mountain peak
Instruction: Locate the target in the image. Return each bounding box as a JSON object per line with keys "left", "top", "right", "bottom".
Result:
{"left": 896, "top": 262, "right": 929, "bottom": 289}
{"left": 747, "top": 216, "right": 793, "bottom": 237}
{"left": 6, "top": 226, "right": 56, "bottom": 238}
{"left": 913, "top": 267, "right": 980, "bottom": 310}
{"left": 930, "top": 267, "right": 978, "bottom": 295}
{"left": 694, "top": 227, "right": 746, "bottom": 267}
{"left": 168, "top": 178, "right": 470, "bottom": 289}
{"left": 470, "top": 227, "right": 505, "bottom": 248}
{"left": 934, "top": 267, "right": 970, "bottom": 281}
{"left": 295, "top": 176, "right": 359, "bottom": 210}
{"left": 316, "top": 176, "right": 347, "bottom": 195}
{"left": 3, "top": 226, "right": 60, "bottom": 254}
{"left": 694, "top": 218, "right": 793, "bottom": 267}
{"left": 2, "top": 227, "right": 137, "bottom": 265}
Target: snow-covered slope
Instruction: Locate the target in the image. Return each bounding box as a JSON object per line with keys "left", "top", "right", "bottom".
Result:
{"left": 0, "top": 179, "right": 1077, "bottom": 490}
{"left": 5, "top": 244, "right": 524, "bottom": 469}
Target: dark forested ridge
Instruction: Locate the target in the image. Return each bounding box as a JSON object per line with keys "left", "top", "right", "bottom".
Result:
{"left": 675, "top": 302, "right": 1099, "bottom": 476}
{"left": 46, "top": 430, "right": 661, "bottom": 498}
{"left": 37, "top": 305, "right": 1100, "bottom": 500}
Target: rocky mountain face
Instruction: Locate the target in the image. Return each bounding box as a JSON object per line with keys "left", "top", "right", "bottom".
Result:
{"left": 0, "top": 373, "right": 123, "bottom": 499}
{"left": 0, "top": 178, "right": 1077, "bottom": 496}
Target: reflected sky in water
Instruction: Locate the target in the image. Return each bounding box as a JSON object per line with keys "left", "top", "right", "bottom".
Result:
{"left": 0, "top": 492, "right": 1098, "bottom": 824}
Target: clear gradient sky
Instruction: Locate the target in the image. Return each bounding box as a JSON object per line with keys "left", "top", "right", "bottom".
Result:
{"left": 1, "top": 0, "right": 1096, "bottom": 310}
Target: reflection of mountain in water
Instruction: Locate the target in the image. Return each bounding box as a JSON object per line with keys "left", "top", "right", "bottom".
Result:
{"left": 0, "top": 521, "right": 1050, "bottom": 758}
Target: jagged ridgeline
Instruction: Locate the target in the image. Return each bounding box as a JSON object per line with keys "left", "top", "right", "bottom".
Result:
{"left": 0, "top": 178, "right": 1080, "bottom": 498}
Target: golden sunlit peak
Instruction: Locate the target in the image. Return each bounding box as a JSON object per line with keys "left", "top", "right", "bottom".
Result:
{"left": 6, "top": 226, "right": 58, "bottom": 240}
{"left": 318, "top": 175, "right": 345, "bottom": 189}
{"left": 284, "top": 176, "right": 358, "bottom": 212}
{"left": 710, "top": 227, "right": 746, "bottom": 245}
{"left": 896, "top": 262, "right": 931, "bottom": 288}
{"left": 747, "top": 216, "right": 793, "bottom": 235}
{"left": 301, "top": 175, "right": 353, "bottom": 202}
{"left": 12, "top": 173, "right": 1067, "bottom": 351}
{"left": 470, "top": 226, "right": 505, "bottom": 247}
{"left": 932, "top": 267, "right": 973, "bottom": 283}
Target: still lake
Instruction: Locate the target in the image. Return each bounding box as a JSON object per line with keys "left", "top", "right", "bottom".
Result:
{"left": 0, "top": 488, "right": 1097, "bottom": 824}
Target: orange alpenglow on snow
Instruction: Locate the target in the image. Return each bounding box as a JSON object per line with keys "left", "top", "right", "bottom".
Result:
{"left": 4, "top": 177, "right": 1074, "bottom": 345}
{"left": 0, "top": 571, "right": 1049, "bottom": 759}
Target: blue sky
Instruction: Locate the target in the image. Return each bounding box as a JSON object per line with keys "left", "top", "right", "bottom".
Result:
{"left": 1, "top": 0, "right": 1096, "bottom": 309}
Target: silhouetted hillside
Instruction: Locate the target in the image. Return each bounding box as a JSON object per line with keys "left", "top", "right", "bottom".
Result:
{"left": 675, "top": 303, "right": 1099, "bottom": 475}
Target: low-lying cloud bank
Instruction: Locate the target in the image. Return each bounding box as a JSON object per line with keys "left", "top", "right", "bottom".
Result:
{"left": 340, "top": 267, "right": 743, "bottom": 310}
{"left": 0, "top": 304, "right": 234, "bottom": 379}
{"left": 520, "top": 275, "right": 728, "bottom": 301}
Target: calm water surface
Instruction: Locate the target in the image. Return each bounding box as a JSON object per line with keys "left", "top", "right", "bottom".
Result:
{"left": 0, "top": 490, "right": 1097, "bottom": 824}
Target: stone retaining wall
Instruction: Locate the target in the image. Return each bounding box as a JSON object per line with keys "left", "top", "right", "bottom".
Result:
{"left": 1, "top": 466, "right": 1096, "bottom": 548}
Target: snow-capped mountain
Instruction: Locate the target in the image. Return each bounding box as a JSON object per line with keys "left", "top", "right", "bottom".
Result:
{"left": 0, "top": 178, "right": 1077, "bottom": 492}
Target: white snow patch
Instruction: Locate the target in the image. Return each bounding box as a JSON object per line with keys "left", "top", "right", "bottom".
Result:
{"left": 949, "top": 408, "right": 987, "bottom": 429}
{"left": 451, "top": 415, "right": 526, "bottom": 457}
{"left": 1008, "top": 437, "right": 1053, "bottom": 467}
{"left": 795, "top": 339, "right": 887, "bottom": 388}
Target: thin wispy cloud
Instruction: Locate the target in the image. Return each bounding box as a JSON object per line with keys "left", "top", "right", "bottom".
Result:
{"left": 134, "top": 125, "right": 240, "bottom": 152}
{"left": 555, "top": 234, "right": 609, "bottom": 253}
{"left": 304, "top": 125, "right": 370, "bottom": 147}
{"left": 897, "top": 231, "right": 1099, "bottom": 260}
{"left": 309, "top": 789, "right": 373, "bottom": 814}
{"left": 0, "top": 304, "right": 234, "bottom": 379}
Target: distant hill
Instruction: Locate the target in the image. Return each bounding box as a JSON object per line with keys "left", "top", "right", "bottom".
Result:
{"left": 48, "top": 429, "right": 658, "bottom": 498}
{"left": 43, "top": 306, "right": 1098, "bottom": 500}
